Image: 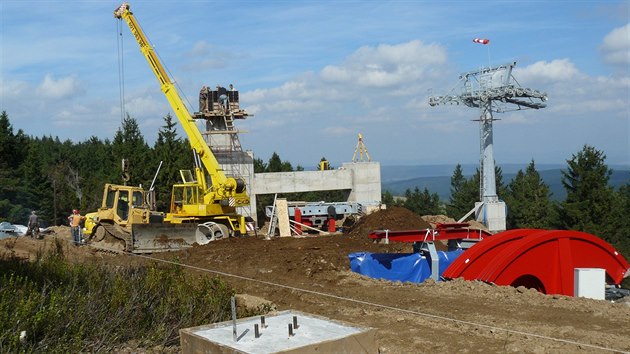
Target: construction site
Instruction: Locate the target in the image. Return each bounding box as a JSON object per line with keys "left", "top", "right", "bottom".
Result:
{"left": 1, "top": 2, "right": 629, "bottom": 353}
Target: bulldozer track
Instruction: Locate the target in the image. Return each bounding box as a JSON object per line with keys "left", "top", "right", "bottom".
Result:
{"left": 87, "top": 223, "right": 129, "bottom": 253}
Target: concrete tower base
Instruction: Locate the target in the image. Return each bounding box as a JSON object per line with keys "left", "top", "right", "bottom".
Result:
{"left": 180, "top": 310, "right": 378, "bottom": 354}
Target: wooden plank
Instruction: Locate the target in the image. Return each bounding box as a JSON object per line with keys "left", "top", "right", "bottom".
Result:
{"left": 275, "top": 198, "right": 291, "bottom": 237}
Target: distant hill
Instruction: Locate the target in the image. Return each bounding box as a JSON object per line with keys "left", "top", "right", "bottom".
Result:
{"left": 382, "top": 166, "right": 630, "bottom": 201}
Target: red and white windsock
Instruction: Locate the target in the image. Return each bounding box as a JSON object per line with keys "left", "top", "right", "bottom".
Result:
{"left": 473, "top": 38, "right": 490, "bottom": 45}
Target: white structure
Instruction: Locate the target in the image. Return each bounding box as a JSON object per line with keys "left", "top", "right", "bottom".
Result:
{"left": 574, "top": 268, "right": 606, "bottom": 300}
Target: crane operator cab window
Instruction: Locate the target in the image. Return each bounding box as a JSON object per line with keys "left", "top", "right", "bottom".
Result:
{"left": 117, "top": 191, "right": 129, "bottom": 221}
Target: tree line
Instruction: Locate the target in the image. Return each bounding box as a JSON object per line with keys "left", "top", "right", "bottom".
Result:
{"left": 1, "top": 110, "right": 628, "bottom": 257}
{"left": 0, "top": 111, "right": 341, "bottom": 227}
{"left": 0, "top": 111, "right": 192, "bottom": 226}
{"left": 382, "top": 145, "right": 630, "bottom": 257}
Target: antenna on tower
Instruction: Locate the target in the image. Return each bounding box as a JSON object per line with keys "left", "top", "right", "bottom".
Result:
{"left": 428, "top": 61, "right": 548, "bottom": 232}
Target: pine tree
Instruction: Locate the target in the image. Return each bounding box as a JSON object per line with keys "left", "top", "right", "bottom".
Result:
{"left": 382, "top": 191, "right": 395, "bottom": 206}
{"left": 112, "top": 115, "right": 153, "bottom": 186}
{"left": 495, "top": 164, "right": 508, "bottom": 199}
{"left": 403, "top": 187, "right": 441, "bottom": 215}
{"left": 557, "top": 145, "right": 614, "bottom": 236}
{"left": 607, "top": 182, "right": 630, "bottom": 258}
{"left": 253, "top": 157, "right": 267, "bottom": 173}
{"left": 446, "top": 164, "right": 467, "bottom": 218}
{"left": 153, "top": 114, "right": 192, "bottom": 211}
{"left": 504, "top": 160, "right": 553, "bottom": 229}
{"left": 74, "top": 136, "right": 115, "bottom": 211}
{"left": 266, "top": 152, "right": 292, "bottom": 172}
{"left": 447, "top": 165, "right": 479, "bottom": 220}
{"left": 0, "top": 111, "right": 30, "bottom": 222}
{"left": 19, "top": 139, "right": 55, "bottom": 224}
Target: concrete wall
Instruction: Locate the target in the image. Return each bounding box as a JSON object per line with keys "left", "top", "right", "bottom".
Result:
{"left": 252, "top": 170, "right": 353, "bottom": 194}
{"left": 343, "top": 162, "right": 381, "bottom": 203}
{"left": 249, "top": 161, "right": 381, "bottom": 225}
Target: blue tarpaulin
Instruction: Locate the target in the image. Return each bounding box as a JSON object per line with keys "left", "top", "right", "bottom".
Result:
{"left": 348, "top": 249, "right": 464, "bottom": 283}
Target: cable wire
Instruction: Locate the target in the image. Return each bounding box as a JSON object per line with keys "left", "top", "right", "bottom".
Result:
{"left": 116, "top": 20, "right": 126, "bottom": 124}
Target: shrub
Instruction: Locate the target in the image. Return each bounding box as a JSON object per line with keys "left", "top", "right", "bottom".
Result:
{"left": 0, "top": 240, "right": 243, "bottom": 352}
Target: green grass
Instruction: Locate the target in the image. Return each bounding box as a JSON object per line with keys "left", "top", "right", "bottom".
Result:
{"left": 0, "top": 239, "right": 254, "bottom": 352}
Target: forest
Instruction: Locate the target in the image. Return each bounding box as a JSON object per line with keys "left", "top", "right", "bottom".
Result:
{"left": 1, "top": 110, "right": 629, "bottom": 258}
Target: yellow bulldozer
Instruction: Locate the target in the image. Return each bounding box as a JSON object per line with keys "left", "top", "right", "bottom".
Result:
{"left": 84, "top": 180, "right": 244, "bottom": 253}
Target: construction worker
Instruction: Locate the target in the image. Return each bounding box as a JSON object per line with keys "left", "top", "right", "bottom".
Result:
{"left": 68, "top": 209, "right": 86, "bottom": 245}
{"left": 26, "top": 211, "right": 39, "bottom": 239}
{"left": 199, "top": 85, "right": 208, "bottom": 112}
{"left": 217, "top": 85, "right": 228, "bottom": 112}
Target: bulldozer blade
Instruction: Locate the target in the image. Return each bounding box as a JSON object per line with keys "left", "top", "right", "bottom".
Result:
{"left": 131, "top": 223, "right": 206, "bottom": 253}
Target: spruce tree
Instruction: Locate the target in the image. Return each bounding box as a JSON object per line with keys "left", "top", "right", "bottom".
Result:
{"left": 112, "top": 115, "right": 152, "bottom": 186}
{"left": 266, "top": 152, "right": 292, "bottom": 172}
{"left": 504, "top": 160, "right": 553, "bottom": 229}
{"left": 0, "top": 111, "right": 29, "bottom": 222}
{"left": 381, "top": 191, "right": 395, "bottom": 206}
{"left": 446, "top": 164, "right": 467, "bottom": 218}
{"left": 403, "top": 187, "right": 441, "bottom": 215}
{"left": 557, "top": 145, "right": 614, "bottom": 236}
{"left": 153, "top": 114, "right": 192, "bottom": 211}
{"left": 447, "top": 165, "right": 479, "bottom": 220}
{"left": 607, "top": 182, "right": 630, "bottom": 258}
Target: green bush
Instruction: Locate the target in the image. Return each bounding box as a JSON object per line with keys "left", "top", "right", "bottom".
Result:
{"left": 0, "top": 240, "right": 241, "bottom": 352}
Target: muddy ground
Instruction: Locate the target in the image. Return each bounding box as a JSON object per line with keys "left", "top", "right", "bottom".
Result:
{"left": 2, "top": 207, "right": 629, "bottom": 353}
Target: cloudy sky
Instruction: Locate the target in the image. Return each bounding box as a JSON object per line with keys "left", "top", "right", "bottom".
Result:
{"left": 1, "top": 1, "right": 628, "bottom": 168}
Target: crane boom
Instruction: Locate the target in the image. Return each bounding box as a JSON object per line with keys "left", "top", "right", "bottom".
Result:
{"left": 114, "top": 3, "right": 247, "bottom": 206}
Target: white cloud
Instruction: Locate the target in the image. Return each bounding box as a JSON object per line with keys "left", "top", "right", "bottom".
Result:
{"left": 189, "top": 41, "right": 213, "bottom": 57}
{"left": 245, "top": 40, "right": 450, "bottom": 118}
{"left": 320, "top": 40, "right": 447, "bottom": 88}
{"left": 600, "top": 23, "right": 630, "bottom": 66}
{"left": 323, "top": 126, "right": 353, "bottom": 136}
{"left": 514, "top": 59, "right": 579, "bottom": 83}
{"left": 36, "top": 74, "right": 85, "bottom": 99}
{"left": 0, "top": 78, "right": 29, "bottom": 99}
{"left": 125, "top": 95, "right": 169, "bottom": 118}
{"left": 183, "top": 40, "right": 237, "bottom": 70}
{"left": 512, "top": 60, "right": 629, "bottom": 118}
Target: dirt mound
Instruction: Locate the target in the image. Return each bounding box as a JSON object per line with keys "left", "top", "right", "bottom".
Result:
{"left": 421, "top": 214, "right": 456, "bottom": 227}
{"left": 347, "top": 206, "right": 430, "bottom": 238}
{"left": 47, "top": 225, "right": 70, "bottom": 235}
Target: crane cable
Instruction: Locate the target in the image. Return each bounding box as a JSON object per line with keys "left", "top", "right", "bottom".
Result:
{"left": 116, "top": 19, "right": 126, "bottom": 124}
{"left": 127, "top": 18, "right": 196, "bottom": 115}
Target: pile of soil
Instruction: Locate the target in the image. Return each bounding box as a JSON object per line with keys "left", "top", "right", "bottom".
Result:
{"left": 2, "top": 207, "right": 629, "bottom": 353}
{"left": 348, "top": 206, "right": 431, "bottom": 238}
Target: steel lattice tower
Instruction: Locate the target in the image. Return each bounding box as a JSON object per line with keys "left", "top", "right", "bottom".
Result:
{"left": 429, "top": 62, "right": 547, "bottom": 231}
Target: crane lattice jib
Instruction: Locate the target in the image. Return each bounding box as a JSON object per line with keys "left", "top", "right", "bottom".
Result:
{"left": 114, "top": 3, "right": 242, "bottom": 202}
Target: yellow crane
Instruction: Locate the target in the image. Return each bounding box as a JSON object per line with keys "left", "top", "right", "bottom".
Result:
{"left": 83, "top": 3, "right": 250, "bottom": 253}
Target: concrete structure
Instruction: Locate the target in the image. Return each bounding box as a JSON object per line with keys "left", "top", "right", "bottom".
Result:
{"left": 180, "top": 310, "right": 378, "bottom": 354}
{"left": 251, "top": 162, "right": 381, "bottom": 224}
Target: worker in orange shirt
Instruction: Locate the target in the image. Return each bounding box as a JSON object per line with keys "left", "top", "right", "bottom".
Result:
{"left": 68, "top": 209, "right": 86, "bottom": 245}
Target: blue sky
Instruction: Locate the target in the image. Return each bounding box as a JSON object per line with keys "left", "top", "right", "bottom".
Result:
{"left": 1, "top": 1, "right": 628, "bottom": 168}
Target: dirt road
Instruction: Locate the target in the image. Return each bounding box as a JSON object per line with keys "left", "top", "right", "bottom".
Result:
{"left": 3, "top": 207, "right": 629, "bottom": 353}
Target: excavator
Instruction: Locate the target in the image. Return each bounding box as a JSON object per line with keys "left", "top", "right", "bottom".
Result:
{"left": 84, "top": 3, "right": 250, "bottom": 253}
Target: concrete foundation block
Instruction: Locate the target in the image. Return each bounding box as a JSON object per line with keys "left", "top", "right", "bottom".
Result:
{"left": 180, "top": 310, "right": 378, "bottom": 354}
